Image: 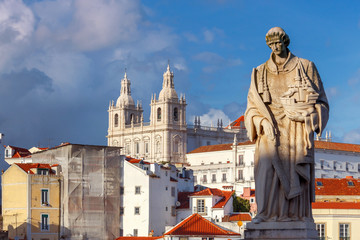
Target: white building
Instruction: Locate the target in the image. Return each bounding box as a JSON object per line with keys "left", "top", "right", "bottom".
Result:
{"left": 314, "top": 141, "right": 360, "bottom": 178}
{"left": 107, "top": 64, "right": 247, "bottom": 163}
{"left": 122, "top": 157, "right": 194, "bottom": 237}
{"left": 186, "top": 138, "right": 255, "bottom": 195}
{"left": 176, "top": 188, "right": 234, "bottom": 224}
{"left": 186, "top": 140, "right": 360, "bottom": 195}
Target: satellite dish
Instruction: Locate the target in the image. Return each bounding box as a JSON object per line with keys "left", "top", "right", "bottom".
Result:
{"left": 176, "top": 201, "right": 181, "bottom": 207}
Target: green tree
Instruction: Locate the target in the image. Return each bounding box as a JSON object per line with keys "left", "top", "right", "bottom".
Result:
{"left": 233, "top": 194, "right": 250, "bottom": 212}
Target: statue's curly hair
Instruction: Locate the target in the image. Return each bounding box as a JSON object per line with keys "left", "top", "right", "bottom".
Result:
{"left": 265, "top": 27, "right": 290, "bottom": 47}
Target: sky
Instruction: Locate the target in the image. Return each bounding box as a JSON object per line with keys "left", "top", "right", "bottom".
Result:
{"left": 0, "top": 0, "right": 360, "bottom": 155}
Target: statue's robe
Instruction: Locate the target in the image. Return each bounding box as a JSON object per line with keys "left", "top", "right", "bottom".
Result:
{"left": 245, "top": 51, "right": 329, "bottom": 222}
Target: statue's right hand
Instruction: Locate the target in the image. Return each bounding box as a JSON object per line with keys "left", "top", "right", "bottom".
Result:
{"left": 261, "top": 119, "right": 275, "bottom": 140}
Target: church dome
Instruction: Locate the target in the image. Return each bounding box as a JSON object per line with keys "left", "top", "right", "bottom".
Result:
{"left": 159, "top": 87, "right": 178, "bottom": 100}
{"left": 116, "top": 94, "right": 135, "bottom": 107}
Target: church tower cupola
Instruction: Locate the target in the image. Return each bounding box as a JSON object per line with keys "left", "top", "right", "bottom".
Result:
{"left": 158, "top": 63, "right": 178, "bottom": 100}
{"left": 116, "top": 71, "right": 135, "bottom": 107}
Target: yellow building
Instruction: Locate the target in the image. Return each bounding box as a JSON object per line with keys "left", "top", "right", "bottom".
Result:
{"left": 2, "top": 163, "right": 61, "bottom": 240}
{"left": 313, "top": 177, "right": 360, "bottom": 239}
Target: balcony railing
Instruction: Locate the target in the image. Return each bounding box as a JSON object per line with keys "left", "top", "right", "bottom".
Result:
{"left": 193, "top": 206, "right": 208, "bottom": 215}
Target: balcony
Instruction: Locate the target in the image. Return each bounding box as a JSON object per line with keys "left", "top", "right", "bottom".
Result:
{"left": 222, "top": 179, "right": 227, "bottom": 183}
{"left": 236, "top": 162, "right": 245, "bottom": 167}
{"left": 193, "top": 206, "right": 208, "bottom": 215}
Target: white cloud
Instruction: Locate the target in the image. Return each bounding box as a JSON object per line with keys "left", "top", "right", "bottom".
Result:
{"left": 204, "top": 29, "right": 214, "bottom": 43}
{"left": 0, "top": 0, "right": 34, "bottom": 41}
{"left": 190, "top": 108, "right": 231, "bottom": 127}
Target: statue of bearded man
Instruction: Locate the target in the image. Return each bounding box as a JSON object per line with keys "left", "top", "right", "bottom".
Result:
{"left": 245, "top": 27, "right": 329, "bottom": 223}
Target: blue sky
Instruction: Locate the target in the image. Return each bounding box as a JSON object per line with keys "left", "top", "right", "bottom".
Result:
{"left": 0, "top": 0, "right": 360, "bottom": 153}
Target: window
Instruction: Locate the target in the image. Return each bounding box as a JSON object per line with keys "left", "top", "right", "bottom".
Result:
{"left": 41, "top": 214, "right": 49, "bottom": 231}
{"left": 130, "top": 113, "right": 134, "bottom": 123}
{"left": 316, "top": 181, "right": 323, "bottom": 186}
{"left": 171, "top": 206, "right": 176, "bottom": 216}
{"left": 165, "top": 206, "right": 168, "bottom": 211}
{"left": 133, "top": 229, "right": 138, "bottom": 237}
{"left": 207, "top": 141, "right": 211, "bottom": 145}
{"left": 157, "top": 108, "right": 161, "bottom": 121}
{"left": 134, "top": 207, "right": 140, "bottom": 215}
{"left": 196, "top": 199, "right": 205, "bottom": 213}
{"left": 339, "top": 223, "right": 350, "bottom": 240}
{"left": 173, "top": 139, "right": 179, "bottom": 153}
{"left": 135, "top": 142, "right": 140, "bottom": 154}
{"left": 238, "top": 169, "right": 243, "bottom": 180}
{"left": 316, "top": 223, "right": 325, "bottom": 240}
{"left": 171, "top": 187, "right": 176, "bottom": 197}
{"left": 194, "top": 175, "right": 197, "bottom": 184}
{"left": 37, "top": 169, "right": 48, "bottom": 175}
{"left": 250, "top": 197, "right": 255, "bottom": 203}
{"left": 173, "top": 108, "right": 178, "bottom": 121}
{"left": 202, "top": 175, "right": 207, "bottom": 183}
{"left": 347, "top": 181, "right": 354, "bottom": 186}
{"left": 135, "top": 186, "right": 141, "bottom": 194}
{"left": 5, "top": 149, "right": 9, "bottom": 158}
{"left": 41, "top": 189, "right": 49, "bottom": 205}
{"left": 120, "top": 187, "right": 124, "bottom": 195}
{"left": 165, "top": 186, "right": 168, "bottom": 191}
{"left": 120, "top": 207, "right": 124, "bottom": 215}
{"left": 238, "top": 155, "right": 244, "bottom": 165}
{"left": 114, "top": 114, "right": 119, "bottom": 127}
{"left": 222, "top": 173, "right": 227, "bottom": 182}
{"left": 212, "top": 174, "right": 216, "bottom": 183}
{"left": 145, "top": 142, "right": 149, "bottom": 154}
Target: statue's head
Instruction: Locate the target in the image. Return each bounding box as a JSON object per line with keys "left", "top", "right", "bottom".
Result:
{"left": 265, "top": 27, "right": 290, "bottom": 47}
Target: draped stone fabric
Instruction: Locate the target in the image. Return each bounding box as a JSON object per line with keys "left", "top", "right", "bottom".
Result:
{"left": 245, "top": 51, "right": 329, "bottom": 222}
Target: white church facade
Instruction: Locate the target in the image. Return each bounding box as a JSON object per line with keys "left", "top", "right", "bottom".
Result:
{"left": 107, "top": 64, "right": 247, "bottom": 163}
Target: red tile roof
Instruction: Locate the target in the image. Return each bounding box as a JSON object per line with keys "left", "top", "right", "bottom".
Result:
{"left": 187, "top": 141, "right": 254, "bottom": 154}
{"left": 190, "top": 188, "right": 234, "bottom": 209}
{"left": 15, "top": 163, "right": 54, "bottom": 174}
{"left": 314, "top": 141, "right": 360, "bottom": 153}
{"left": 164, "top": 213, "right": 240, "bottom": 236}
{"left": 126, "top": 156, "right": 151, "bottom": 165}
{"left": 222, "top": 213, "right": 252, "bottom": 222}
{"left": 116, "top": 237, "right": 161, "bottom": 240}
{"left": 312, "top": 202, "right": 360, "bottom": 209}
{"left": 187, "top": 140, "right": 360, "bottom": 155}
{"left": 315, "top": 178, "right": 360, "bottom": 195}
{"left": 6, "top": 145, "right": 31, "bottom": 158}
{"left": 227, "top": 115, "right": 245, "bottom": 128}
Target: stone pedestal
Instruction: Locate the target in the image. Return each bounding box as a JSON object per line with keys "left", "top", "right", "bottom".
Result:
{"left": 244, "top": 221, "right": 318, "bottom": 240}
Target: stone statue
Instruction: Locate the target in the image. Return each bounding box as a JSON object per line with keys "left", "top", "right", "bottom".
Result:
{"left": 244, "top": 27, "right": 329, "bottom": 223}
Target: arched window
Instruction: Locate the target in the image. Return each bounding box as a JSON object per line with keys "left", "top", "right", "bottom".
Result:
{"left": 157, "top": 108, "right": 161, "bottom": 121}
{"left": 156, "top": 141, "right": 161, "bottom": 153}
{"left": 130, "top": 113, "right": 134, "bottom": 123}
{"left": 174, "top": 108, "right": 178, "bottom": 121}
{"left": 114, "top": 114, "right": 119, "bottom": 127}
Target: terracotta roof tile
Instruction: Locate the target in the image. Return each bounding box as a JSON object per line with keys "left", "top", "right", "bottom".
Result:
{"left": 116, "top": 237, "right": 161, "bottom": 240}
{"left": 187, "top": 141, "right": 254, "bottom": 154}
{"left": 222, "top": 213, "right": 252, "bottom": 222}
{"left": 314, "top": 141, "right": 360, "bottom": 153}
{"left": 315, "top": 178, "right": 360, "bottom": 195}
{"left": 226, "top": 115, "right": 245, "bottom": 128}
{"left": 6, "top": 145, "right": 31, "bottom": 158}
{"left": 312, "top": 202, "right": 360, "bottom": 209}
{"left": 15, "top": 163, "right": 54, "bottom": 174}
{"left": 164, "top": 213, "right": 240, "bottom": 236}
{"left": 190, "top": 188, "right": 234, "bottom": 209}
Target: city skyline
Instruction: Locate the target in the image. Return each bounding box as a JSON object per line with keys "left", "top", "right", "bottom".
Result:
{"left": 0, "top": 0, "right": 359, "bottom": 151}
